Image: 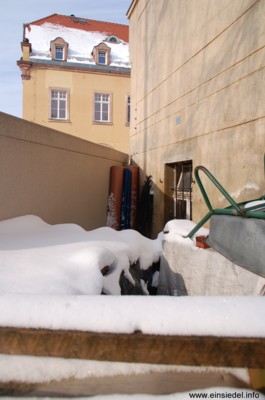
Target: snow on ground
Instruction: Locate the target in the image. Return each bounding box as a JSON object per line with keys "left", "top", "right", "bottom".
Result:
{"left": 0, "top": 215, "right": 264, "bottom": 391}
{"left": 0, "top": 215, "right": 161, "bottom": 295}
{"left": 0, "top": 215, "right": 264, "bottom": 337}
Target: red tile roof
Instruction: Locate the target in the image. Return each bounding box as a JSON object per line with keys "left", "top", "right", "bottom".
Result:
{"left": 28, "top": 14, "right": 129, "bottom": 43}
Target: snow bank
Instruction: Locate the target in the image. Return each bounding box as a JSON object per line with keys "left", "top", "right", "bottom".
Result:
{"left": 0, "top": 216, "right": 264, "bottom": 337}
{"left": 0, "top": 215, "right": 161, "bottom": 295}
{"left": 0, "top": 216, "right": 264, "bottom": 392}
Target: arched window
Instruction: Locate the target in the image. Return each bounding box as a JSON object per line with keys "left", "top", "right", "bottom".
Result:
{"left": 104, "top": 35, "right": 121, "bottom": 44}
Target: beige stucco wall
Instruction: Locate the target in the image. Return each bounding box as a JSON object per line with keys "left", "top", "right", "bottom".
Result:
{"left": 128, "top": 0, "right": 265, "bottom": 236}
{"left": 22, "top": 66, "right": 130, "bottom": 153}
{"left": 0, "top": 112, "right": 128, "bottom": 230}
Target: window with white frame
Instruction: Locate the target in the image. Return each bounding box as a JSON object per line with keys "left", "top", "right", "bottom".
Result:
{"left": 126, "top": 95, "right": 131, "bottom": 125}
{"left": 98, "top": 50, "right": 107, "bottom": 65}
{"left": 50, "top": 89, "right": 68, "bottom": 120}
{"left": 55, "top": 45, "right": 64, "bottom": 60}
{"left": 94, "top": 93, "right": 111, "bottom": 122}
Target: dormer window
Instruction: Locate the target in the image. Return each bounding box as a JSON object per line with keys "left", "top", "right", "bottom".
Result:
{"left": 50, "top": 37, "right": 68, "bottom": 61}
{"left": 92, "top": 43, "right": 111, "bottom": 66}
{"left": 104, "top": 35, "right": 121, "bottom": 44}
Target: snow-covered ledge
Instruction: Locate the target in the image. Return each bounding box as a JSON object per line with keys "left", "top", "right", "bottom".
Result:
{"left": 0, "top": 295, "right": 264, "bottom": 338}
{"left": 0, "top": 296, "right": 264, "bottom": 369}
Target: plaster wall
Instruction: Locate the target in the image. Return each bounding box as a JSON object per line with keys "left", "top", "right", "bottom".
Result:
{"left": 0, "top": 112, "right": 128, "bottom": 230}
{"left": 22, "top": 67, "right": 130, "bottom": 153}
{"left": 128, "top": 0, "right": 265, "bottom": 235}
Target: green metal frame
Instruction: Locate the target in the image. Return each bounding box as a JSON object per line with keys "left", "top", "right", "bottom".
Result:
{"left": 185, "top": 166, "right": 265, "bottom": 238}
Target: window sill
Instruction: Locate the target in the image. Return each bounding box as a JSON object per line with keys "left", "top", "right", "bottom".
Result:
{"left": 92, "top": 121, "right": 113, "bottom": 126}
{"left": 96, "top": 63, "right": 110, "bottom": 66}
{"left": 48, "top": 118, "right": 70, "bottom": 123}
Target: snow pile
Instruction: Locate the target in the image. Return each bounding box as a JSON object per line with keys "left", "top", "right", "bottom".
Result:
{"left": 25, "top": 24, "right": 130, "bottom": 68}
{"left": 0, "top": 215, "right": 161, "bottom": 295}
{"left": 0, "top": 216, "right": 264, "bottom": 392}
{"left": 162, "top": 219, "right": 209, "bottom": 246}
{"left": 0, "top": 215, "right": 264, "bottom": 336}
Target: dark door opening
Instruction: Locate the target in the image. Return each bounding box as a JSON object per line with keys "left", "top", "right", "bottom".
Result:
{"left": 164, "top": 160, "right": 193, "bottom": 223}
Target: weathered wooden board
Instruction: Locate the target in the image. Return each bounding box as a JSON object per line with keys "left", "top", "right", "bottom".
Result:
{"left": 0, "top": 327, "right": 264, "bottom": 368}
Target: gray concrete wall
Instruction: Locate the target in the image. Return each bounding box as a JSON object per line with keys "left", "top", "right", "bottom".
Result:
{"left": 0, "top": 112, "right": 128, "bottom": 230}
{"left": 128, "top": 0, "right": 265, "bottom": 236}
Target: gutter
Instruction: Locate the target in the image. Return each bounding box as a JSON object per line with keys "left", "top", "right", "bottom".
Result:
{"left": 126, "top": 0, "right": 139, "bottom": 18}
{"left": 17, "top": 58, "right": 131, "bottom": 77}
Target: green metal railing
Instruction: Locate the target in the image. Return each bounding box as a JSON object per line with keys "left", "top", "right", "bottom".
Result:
{"left": 185, "top": 166, "right": 265, "bottom": 238}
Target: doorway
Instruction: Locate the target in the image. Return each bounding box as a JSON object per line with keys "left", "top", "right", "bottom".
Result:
{"left": 164, "top": 160, "right": 193, "bottom": 223}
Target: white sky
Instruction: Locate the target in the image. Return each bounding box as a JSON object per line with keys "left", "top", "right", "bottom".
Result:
{"left": 0, "top": 0, "right": 131, "bottom": 118}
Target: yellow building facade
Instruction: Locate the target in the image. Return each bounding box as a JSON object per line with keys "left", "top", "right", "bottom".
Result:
{"left": 18, "top": 14, "right": 131, "bottom": 153}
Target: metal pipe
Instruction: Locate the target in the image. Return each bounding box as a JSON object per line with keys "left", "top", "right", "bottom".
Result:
{"left": 194, "top": 166, "right": 243, "bottom": 214}
{"left": 184, "top": 166, "right": 265, "bottom": 238}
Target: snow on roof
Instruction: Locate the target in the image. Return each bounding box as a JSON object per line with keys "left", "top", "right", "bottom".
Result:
{"left": 29, "top": 13, "right": 129, "bottom": 42}
{"left": 24, "top": 14, "right": 130, "bottom": 68}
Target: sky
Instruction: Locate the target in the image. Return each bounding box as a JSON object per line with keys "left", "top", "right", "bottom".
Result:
{"left": 0, "top": 0, "right": 131, "bottom": 118}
